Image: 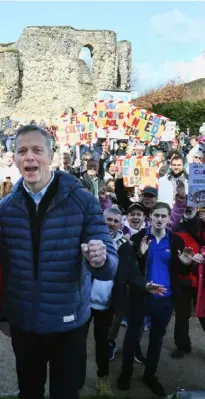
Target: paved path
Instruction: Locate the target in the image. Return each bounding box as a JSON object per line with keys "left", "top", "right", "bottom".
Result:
{"left": 0, "top": 317, "right": 205, "bottom": 398}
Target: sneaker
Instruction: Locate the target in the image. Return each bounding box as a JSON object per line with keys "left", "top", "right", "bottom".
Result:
{"left": 171, "top": 347, "right": 191, "bottom": 359}
{"left": 121, "top": 318, "right": 128, "bottom": 327}
{"left": 96, "top": 375, "right": 113, "bottom": 397}
{"left": 108, "top": 340, "right": 117, "bottom": 360}
{"left": 134, "top": 347, "right": 146, "bottom": 364}
{"left": 142, "top": 373, "right": 166, "bottom": 397}
{"left": 117, "top": 370, "right": 132, "bottom": 391}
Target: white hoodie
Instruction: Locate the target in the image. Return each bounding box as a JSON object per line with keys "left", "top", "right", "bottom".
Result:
{"left": 90, "top": 230, "right": 125, "bottom": 311}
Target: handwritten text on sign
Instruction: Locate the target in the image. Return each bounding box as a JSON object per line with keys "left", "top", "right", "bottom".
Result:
{"left": 188, "top": 163, "right": 205, "bottom": 207}
{"left": 96, "top": 101, "right": 130, "bottom": 129}
{"left": 56, "top": 113, "right": 96, "bottom": 146}
{"left": 125, "top": 108, "right": 168, "bottom": 142}
{"left": 122, "top": 156, "right": 159, "bottom": 187}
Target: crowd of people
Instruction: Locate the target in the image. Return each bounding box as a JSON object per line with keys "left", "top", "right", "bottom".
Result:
{"left": 0, "top": 118, "right": 204, "bottom": 399}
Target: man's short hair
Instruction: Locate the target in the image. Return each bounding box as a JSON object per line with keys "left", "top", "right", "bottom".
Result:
{"left": 104, "top": 207, "right": 122, "bottom": 217}
{"left": 190, "top": 135, "right": 198, "bottom": 141}
{"left": 87, "top": 158, "right": 99, "bottom": 165}
{"left": 151, "top": 202, "right": 171, "bottom": 216}
{"left": 15, "top": 124, "right": 52, "bottom": 152}
{"left": 170, "top": 155, "right": 184, "bottom": 165}
{"left": 167, "top": 150, "right": 181, "bottom": 160}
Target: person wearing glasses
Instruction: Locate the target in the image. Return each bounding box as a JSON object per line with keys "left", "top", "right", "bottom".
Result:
{"left": 193, "top": 152, "right": 203, "bottom": 163}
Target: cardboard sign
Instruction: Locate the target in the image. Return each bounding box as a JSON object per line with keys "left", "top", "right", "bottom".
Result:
{"left": 55, "top": 112, "right": 96, "bottom": 146}
{"left": 95, "top": 100, "right": 130, "bottom": 130}
{"left": 125, "top": 108, "right": 168, "bottom": 142}
{"left": 122, "top": 156, "right": 159, "bottom": 188}
{"left": 162, "top": 121, "right": 176, "bottom": 142}
{"left": 98, "top": 90, "right": 131, "bottom": 103}
{"left": 115, "top": 156, "right": 125, "bottom": 173}
{"left": 188, "top": 163, "right": 205, "bottom": 206}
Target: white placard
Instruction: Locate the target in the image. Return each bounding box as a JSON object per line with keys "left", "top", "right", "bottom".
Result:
{"left": 162, "top": 121, "right": 176, "bottom": 142}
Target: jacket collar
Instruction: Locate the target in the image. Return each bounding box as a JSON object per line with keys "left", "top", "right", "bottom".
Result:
{"left": 11, "top": 171, "right": 82, "bottom": 213}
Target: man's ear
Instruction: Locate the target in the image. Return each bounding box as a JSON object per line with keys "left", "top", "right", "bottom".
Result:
{"left": 49, "top": 151, "right": 54, "bottom": 165}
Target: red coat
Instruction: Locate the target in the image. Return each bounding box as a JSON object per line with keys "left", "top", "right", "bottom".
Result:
{"left": 196, "top": 247, "right": 205, "bottom": 317}
{"left": 0, "top": 268, "right": 2, "bottom": 310}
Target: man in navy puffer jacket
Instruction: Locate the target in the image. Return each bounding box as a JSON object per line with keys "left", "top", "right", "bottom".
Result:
{"left": 0, "top": 124, "right": 118, "bottom": 399}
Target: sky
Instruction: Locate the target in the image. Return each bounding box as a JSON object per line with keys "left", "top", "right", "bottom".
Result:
{"left": 1, "top": 1, "right": 205, "bottom": 95}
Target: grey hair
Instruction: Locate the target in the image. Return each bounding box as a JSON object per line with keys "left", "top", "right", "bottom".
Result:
{"left": 104, "top": 207, "right": 122, "bottom": 217}
{"left": 193, "top": 151, "right": 203, "bottom": 158}
{"left": 15, "top": 124, "right": 52, "bottom": 152}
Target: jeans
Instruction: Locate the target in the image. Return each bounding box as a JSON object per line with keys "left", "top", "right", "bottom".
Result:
{"left": 90, "top": 307, "right": 113, "bottom": 377}
{"left": 10, "top": 322, "right": 89, "bottom": 399}
{"left": 122, "top": 294, "right": 173, "bottom": 376}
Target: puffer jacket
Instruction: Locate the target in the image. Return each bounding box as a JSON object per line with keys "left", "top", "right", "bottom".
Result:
{"left": 0, "top": 171, "right": 118, "bottom": 334}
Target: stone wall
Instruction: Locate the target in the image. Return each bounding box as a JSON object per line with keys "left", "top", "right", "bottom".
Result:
{"left": 0, "top": 26, "right": 132, "bottom": 118}
{"left": 0, "top": 50, "right": 20, "bottom": 115}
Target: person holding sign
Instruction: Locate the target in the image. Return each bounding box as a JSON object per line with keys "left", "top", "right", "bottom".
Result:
{"left": 117, "top": 202, "right": 194, "bottom": 397}
{"left": 159, "top": 155, "right": 188, "bottom": 207}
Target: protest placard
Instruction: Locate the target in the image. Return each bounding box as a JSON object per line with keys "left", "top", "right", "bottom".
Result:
{"left": 115, "top": 156, "right": 125, "bottom": 173}
{"left": 188, "top": 163, "right": 205, "bottom": 207}
{"left": 95, "top": 100, "right": 131, "bottom": 130}
{"left": 55, "top": 112, "right": 97, "bottom": 146}
{"left": 162, "top": 121, "right": 176, "bottom": 142}
{"left": 98, "top": 90, "right": 131, "bottom": 103}
{"left": 125, "top": 108, "right": 168, "bottom": 142}
{"left": 122, "top": 156, "right": 159, "bottom": 188}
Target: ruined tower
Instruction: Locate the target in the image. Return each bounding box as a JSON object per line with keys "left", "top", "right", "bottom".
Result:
{"left": 0, "top": 26, "right": 132, "bottom": 118}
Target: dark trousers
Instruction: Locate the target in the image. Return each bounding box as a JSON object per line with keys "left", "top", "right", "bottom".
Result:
{"left": 10, "top": 322, "right": 89, "bottom": 399}
{"left": 122, "top": 294, "right": 173, "bottom": 376}
{"left": 90, "top": 307, "right": 113, "bottom": 377}
{"left": 174, "top": 286, "right": 205, "bottom": 350}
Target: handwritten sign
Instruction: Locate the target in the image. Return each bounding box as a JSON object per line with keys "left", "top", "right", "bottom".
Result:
{"left": 55, "top": 112, "right": 96, "bottom": 146}
{"left": 188, "top": 163, "right": 205, "bottom": 206}
{"left": 162, "top": 121, "right": 176, "bottom": 142}
{"left": 125, "top": 108, "right": 168, "bottom": 142}
{"left": 95, "top": 100, "right": 130, "bottom": 130}
{"left": 122, "top": 156, "right": 159, "bottom": 188}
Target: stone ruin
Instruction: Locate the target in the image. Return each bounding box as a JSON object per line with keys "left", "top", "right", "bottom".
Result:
{"left": 0, "top": 26, "right": 132, "bottom": 118}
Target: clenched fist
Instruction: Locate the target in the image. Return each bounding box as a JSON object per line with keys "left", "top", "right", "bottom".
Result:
{"left": 81, "top": 240, "right": 107, "bottom": 268}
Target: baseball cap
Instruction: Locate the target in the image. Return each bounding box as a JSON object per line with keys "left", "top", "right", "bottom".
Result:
{"left": 128, "top": 202, "right": 145, "bottom": 214}
{"left": 142, "top": 187, "right": 158, "bottom": 197}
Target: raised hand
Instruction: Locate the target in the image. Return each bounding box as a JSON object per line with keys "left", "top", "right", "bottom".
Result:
{"left": 146, "top": 281, "right": 167, "bottom": 296}
{"left": 178, "top": 247, "right": 195, "bottom": 265}
{"left": 115, "top": 165, "right": 123, "bottom": 179}
{"left": 81, "top": 240, "right": 107, "bottom": 268}
{"left": 139, "top": 236, "right": 152, "bottom": 256}
{"left": 175, "top": 181, "right": 186, "bottom": 202}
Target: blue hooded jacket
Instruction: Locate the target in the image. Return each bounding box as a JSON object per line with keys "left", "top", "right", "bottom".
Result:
{"left": 0, "top": 171, "right": 118, "bottom": 333}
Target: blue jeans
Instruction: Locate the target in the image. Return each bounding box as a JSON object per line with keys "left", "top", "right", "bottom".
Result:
{"left": 122, "top": 294, "right": 173, "bottom": 376}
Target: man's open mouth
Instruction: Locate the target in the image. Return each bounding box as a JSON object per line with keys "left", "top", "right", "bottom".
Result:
{"left": 24, "top": 167, "right": 38, "bottom": 172}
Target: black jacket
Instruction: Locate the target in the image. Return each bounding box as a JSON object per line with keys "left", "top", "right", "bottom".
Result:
{"left": 111, "top": 241, "right": 139, "bottom": 313}
{"left": 81, "top": 172, "right": 105, "bottom": 196}
{"left": 131, "top": 228, "right": 188, "bottom": 297}
{"left": 115, "top": 178, "right": 132, "bottom": 212}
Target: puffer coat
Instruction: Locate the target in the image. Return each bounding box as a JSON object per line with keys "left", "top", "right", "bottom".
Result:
{"left": 0, "top": 171, "right": 118, "bottom": 333}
